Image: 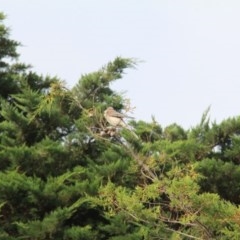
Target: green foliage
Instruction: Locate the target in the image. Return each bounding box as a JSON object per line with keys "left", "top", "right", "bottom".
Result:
{"left": 134, "top": 118, "right": 162, "bottom": 142}
{"left": 196, "top": 158, "right": 240, "bottom": 204}
{"left": 0, "top": 13, "right": 29, "bottom": 100}
{"left": 63, "top": 225, "right": 96, "bottom": 240}
{"left": 72, "top": 57, "right": 136, "bottom": 111}
{"left": 2, "top": 12, "right": 240, "bottom": 240}
{"left": 163, "top": 123, "right": 187, "bottom": 141}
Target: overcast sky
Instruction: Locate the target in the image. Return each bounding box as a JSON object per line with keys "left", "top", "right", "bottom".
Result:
{"left": 2, "top": 1, "right": 240, "bottom": 128}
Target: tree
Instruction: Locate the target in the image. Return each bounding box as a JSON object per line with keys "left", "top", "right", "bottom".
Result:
{"left": 0, "top": 12, "right": 28, "bottom": 99}
{"left": 1, "top": 12, "right": 240, "bottom": 240}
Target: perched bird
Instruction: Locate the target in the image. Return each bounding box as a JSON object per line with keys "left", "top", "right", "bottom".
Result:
{"left": 104, "top": 107, "right": 133, "bottom": 128}
{"left": 104, "top": 107, "right": 138, "bottom": 139}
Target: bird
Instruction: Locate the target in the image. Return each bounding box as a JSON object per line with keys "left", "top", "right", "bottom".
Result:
{"left": 104, "top": 107, "right": 139, "bottom": 139}
{"left": 104, "top": 107, "right": 133, "bottom": 128}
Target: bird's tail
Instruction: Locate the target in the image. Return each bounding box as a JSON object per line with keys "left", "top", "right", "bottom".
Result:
{"left": 125, "top": 125, "right": 139, "bottom": 139}
{"left": 130, "top": 130, "right": 139, "bottom": 139}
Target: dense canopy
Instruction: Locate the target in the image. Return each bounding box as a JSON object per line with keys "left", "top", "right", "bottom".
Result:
{"left": 1, "top": 13, "right": 240, "bottom": 239}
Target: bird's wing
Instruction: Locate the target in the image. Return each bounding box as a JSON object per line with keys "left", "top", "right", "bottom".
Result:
{"left": 111, "top": 111, "right": 134, "bottom": 119}
{"left": 111, "top": 111, "right": 127, "bottom": 118}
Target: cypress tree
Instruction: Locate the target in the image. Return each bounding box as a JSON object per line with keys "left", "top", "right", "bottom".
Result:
{"left": 1, "top": 12, "right": 240, "bottom": 239}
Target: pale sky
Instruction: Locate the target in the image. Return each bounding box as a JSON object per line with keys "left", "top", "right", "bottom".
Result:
{"left": 2, "top": 1, "right": 240, "bottom": 128}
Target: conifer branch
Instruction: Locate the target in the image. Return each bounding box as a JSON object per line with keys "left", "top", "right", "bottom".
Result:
{"left": 119, "top": 140, "right": 158, "bottom": 181}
